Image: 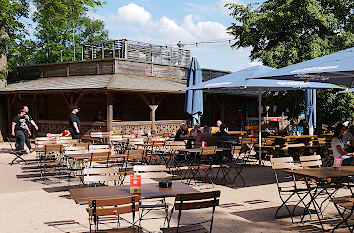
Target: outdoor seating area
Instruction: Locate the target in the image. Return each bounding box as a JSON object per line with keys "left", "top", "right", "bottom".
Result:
{"left": 0, "top": 124, "right": 353, "bottom": 232}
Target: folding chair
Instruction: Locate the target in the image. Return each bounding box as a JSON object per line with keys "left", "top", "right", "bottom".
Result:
{"left": 39, "top": 144, "right": 64, "bottom": 182}
{"left": 331, "top": 197, "right": 354, "bottom": 232}
{"left": 82, "top": 167, "right": 123, "bottom": 186}
{"left": 88, "top": 151, "right": 111, "bottom": 168}
{"left": 187, "top": 146, "right": 217, "bottom": 186}
{"left": 88, "top": 195, "right": 140, "bottom": 233}
{"left": 271, "top": 157, "right": 309, "bottom": 223}
{"left": 7, "top": 137, "right": 27, "bottom": 165}
{"left": 133, "top": 165, "right": 170, "bottom": 227}
{"left": 216, "top": 146, "right": 245, "bottom": 186}
{"left": 161, "top": 190, "right": 220, "bottom": 233}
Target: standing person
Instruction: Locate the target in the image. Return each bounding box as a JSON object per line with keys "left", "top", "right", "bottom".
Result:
{"left": 69, "top": 106, "right": 81, "bottom": 139}
{"left": 331, "top": 123, "right": 354, "bottom": 165}
{"left": 11, "top": 110, "right": 31, "bottom": 152}
{"left": 235, "top": 109, "right": 243, "bottom": 130}
{"left": 22, "top": 106, "right": 38, "bottom": 152}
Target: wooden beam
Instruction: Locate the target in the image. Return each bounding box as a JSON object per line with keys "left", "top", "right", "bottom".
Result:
{"left": 7, "top": 96, "right": 11, "bottom": 135}
{"left": 107, "top": 92, "right": 113, "bottom": 132}
{"left": 74, "top": 93, "right": 85, "bottom": 106}
{"left": 61, "top": 93, "right": 72, "bottom": 110}
{"left": 9, "top": 94, "right": 17, "bottom": 106}
{"left": 139, "top": 94, "right": 150, "bottom": 107}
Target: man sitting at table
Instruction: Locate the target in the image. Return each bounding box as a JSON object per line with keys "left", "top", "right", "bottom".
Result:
{"left": 331, "top": 123, "right": 354, "bottom": 165}
{"left": 213, "top": 124, "right": 229, "bottom": 137}
{"left": 190, "top": 124, "right": 201, "bottom": 138}
{"left": 175, "top": 123, "right": 188, "bottom": 141}
{"left": 285, "top": 120, "right": 297, "bottom": 136}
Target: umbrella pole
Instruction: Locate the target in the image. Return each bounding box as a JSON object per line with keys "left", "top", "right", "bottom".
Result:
{"left": 258, "top": 89, "right": 262, "bottom": 165}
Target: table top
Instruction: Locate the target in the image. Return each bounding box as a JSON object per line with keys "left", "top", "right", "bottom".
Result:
{"left": 179, "top": 147, "right": 230, "bottom": 153}
{"left": 227, "top": 131, "right": 247, "bottom": 135}
{"left": 272, "top": 135, "right": 317, "bottom": 139}
{"left": 69, "top": 181, "right": 199, "bottom": 204}
{"left": 66, "top": 153, "right": 126, "bottom": 160}
{"left": 286, "top": 167, "right": 354, "bottom": 179}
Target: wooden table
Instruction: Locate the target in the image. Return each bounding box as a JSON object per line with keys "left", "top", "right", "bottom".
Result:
{"left": 179, "top": 147, "right": 230, "bottom": 153}
{"left": 66, "top": 153, "right": 126, "bottom": 160}
{"left": 286, "top": 166, "right": 354, "bottom": 179}
{"left": 69, "top": 181, "right": 199, "bottom": 205}
{"left": 227, "top": 131, "right": 247, "bottom": 136}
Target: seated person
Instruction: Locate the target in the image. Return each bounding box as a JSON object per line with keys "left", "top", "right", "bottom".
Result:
{"left": 196, "top": 125, "right": 217, "bottom": 146}
{"left": 343, "top": 125, "right": 354, "bottom": 152}
{"left": 190, "top": 124, "right": 201, "bottom": 138}
{"left": 175, "top": 123, "right": 188, "bottom": 141}
{"left": 285, "top": 120, "right": 297, "bottom": 136}
{"left": 296, "top": 120, "right": 305, "bottom": 135}
{"left": 331, "top": 123, "right": 354, "bottom": 165}
{"left": 213, "top": 124, "right": 229, "bottom": 137}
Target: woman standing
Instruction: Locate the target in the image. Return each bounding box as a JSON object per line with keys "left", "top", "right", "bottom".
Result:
{"left": 331, "top": 123, "right": 354, "bottom": 165}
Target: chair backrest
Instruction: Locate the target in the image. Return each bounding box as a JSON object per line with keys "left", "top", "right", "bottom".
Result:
{"left": 128, "top": 138, "right": 144, "bottom": 146}
{"left": 110, "top": 135, "right": 123, "bottom": 142}
{"left": 231, "top": 146, "right": 242, "bottom": 156}
{"left": 300, "top": 154, "right": 322, "bottom": 168}
{"left": 271, "top": 157, "right": 295, "bottom": 170}
{"left": 44, "top": 144, "right": 62, "bottom": 153}
{"left": 73, "top": 143, "right": 90, "bottom": 150}
{"left": 89, "top": 144, "right": 110, "bottom": 150}
{"left": 88, "top": 196, "right": 139, "bottom": 223}
{"left": 88, "top": 151, "right": 110, "bottom": 164}
{"left": 90, "top": 132, "right": 103, "bottom": 138}
{"left": 125, "top": 149, "right": 145, "bottom": 160}
{"left": 200, "top": 146, "right": 217, "bottom": 156}
{"left": 83, "top": 167, "right": 121, "bottom": 184}
{"left": 133, "top": 165, "right": 168, "bottom": 179}
{"left": 173, "top": 191, "right": 220, "bottom": 233}
{"left": 170, "top": 141, "right": 186, "bottom": 151}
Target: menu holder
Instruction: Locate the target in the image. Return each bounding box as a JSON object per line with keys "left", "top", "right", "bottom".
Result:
{"left": 130, "top": 175, "right": 141, "bottom": 194}
{"left": 333, "top": 158, "right": 342, "bottom": 169}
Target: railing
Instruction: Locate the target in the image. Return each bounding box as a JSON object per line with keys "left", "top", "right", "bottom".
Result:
{"left": 82, "top": 39, "right": 191, "bottom": 67}
{"left": 36, "top": 119, "right": 187, "bottom": 136}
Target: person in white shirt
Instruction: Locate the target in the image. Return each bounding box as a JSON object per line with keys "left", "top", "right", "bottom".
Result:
{"left": 331, "top": 123, "right": 354, "bottom": 165}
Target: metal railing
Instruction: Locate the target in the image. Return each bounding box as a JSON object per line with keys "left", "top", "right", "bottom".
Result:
{"left": 82, "top": 39, "right": 191, "bottom": 67}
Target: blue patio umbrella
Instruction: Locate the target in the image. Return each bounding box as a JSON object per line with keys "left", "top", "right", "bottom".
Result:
{"left": 251, "top": 47, "right": 354, "bottom": 86}
{"left": 305, "top": 89, "right": 316, "bottom": 135}
{"left": 186, "top": 65, "right": 343, "bottom": 164}
{"left": 185, "top": 57, "right": 203, "bottom": 125}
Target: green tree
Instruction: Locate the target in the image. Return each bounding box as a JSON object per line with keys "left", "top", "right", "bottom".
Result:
{"left": 227, "top": 0, "right": 354, "bottom": 127}
{"left": 0, "top": 0, "right": 29, "bottom": 79}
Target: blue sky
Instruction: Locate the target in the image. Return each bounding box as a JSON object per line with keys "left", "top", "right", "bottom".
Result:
{"left": 86, "top": 0, "right": 265, "bottom": 72}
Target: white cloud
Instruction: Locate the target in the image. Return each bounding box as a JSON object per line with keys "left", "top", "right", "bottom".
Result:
{"left": 248, "top": 60, "right": 263, "bottom": 67}
{"left": 113, "top": 4, "right": 232, "bottom": 44}
{"left": 116, "top": 3, "right": 151, "bottom": 26}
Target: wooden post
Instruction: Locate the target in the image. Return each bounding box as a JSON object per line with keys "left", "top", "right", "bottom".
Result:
{"left": 149, "top": 105, "right": 158, "bottom": 133}
{"left": 33, "top": 95, "right": 38, "bottom": 137}
{"left": 7, "top": 96, "right": 11, "bottom": 135}
{"left": 107, "top": 92, "right": 113, "bottom": 132}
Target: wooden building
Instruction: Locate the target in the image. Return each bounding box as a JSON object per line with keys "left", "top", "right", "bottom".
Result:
{"left": 0, "top": 40, "right": 259, "bottom": 139}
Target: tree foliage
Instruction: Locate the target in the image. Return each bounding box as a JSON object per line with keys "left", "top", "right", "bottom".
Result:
{"left": 5, "top": 0, "right": 108, "bottom": 70}
{"left": 227, "top": 0, "right": 354, "bottom": 127}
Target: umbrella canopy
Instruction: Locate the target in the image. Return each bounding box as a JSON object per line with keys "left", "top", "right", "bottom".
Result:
{"left": 251, "top": 47, "right": 354, "bottom": 86}
{"left": 185, "top": 65, "right": 343, "bottom": 164}
{"left": 305, "top": 89, "right": 316, "bottom": 133}
{"left": 339, "top": 88, "right": 354, "bottom": 94}
{"left": 185, "top": 57, "right": 203, "bottom": 125}
{"left": 187, "top": 65, "right": 344, "bottom": 92}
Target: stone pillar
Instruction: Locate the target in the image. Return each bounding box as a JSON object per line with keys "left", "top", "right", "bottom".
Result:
{"left": 149, "top": 105, "right": 158, "bottom": 133}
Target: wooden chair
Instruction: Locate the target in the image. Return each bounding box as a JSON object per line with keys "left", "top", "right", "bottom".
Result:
{"left": 133, "top": 165, "right": 168, "bottom": 179}
{"left": 88, "top": 196, "right": 140, "bottom": 232}
{"left": 37, "top": 144, "right": 64, "bottom": 182}
{"left": 300, "top": 154, "right": 322, "bottom": 168}
{"left": 82, "top": 167, "right": 123, "bottom": 186}
{"left": 89, "top": 144, "right": 110, "bottom": 151}
{"left": 88, "top": 151, "right": 110, "bottom": 167}
{"left": 161, "top": 190, "right": 220, "bottom": 233}
{"left": 271, "top": 157, "right": 309, "bottom": 223}
{"left": 187, "top": 146, "right": 217, "bottom": 185}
